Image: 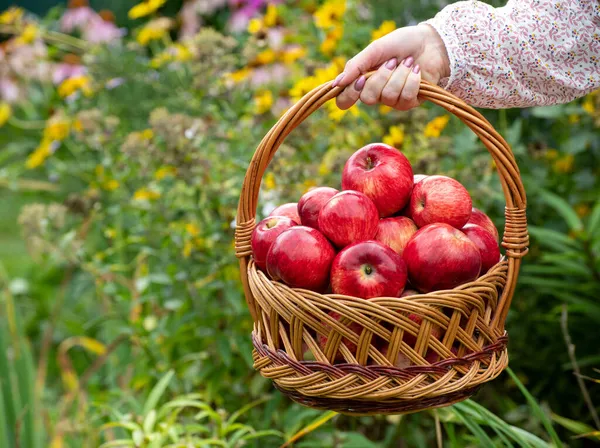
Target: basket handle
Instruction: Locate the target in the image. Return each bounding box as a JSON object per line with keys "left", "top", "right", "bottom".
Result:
{"left": 235, "top": 76, "right": 528, "bottom": 331}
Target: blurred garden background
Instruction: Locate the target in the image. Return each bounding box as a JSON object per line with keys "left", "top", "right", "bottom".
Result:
{"left": 0, "top": 0, "right": 599, "bottom": 446}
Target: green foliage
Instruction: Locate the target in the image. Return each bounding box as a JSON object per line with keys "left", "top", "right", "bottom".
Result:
{"left": 0, "top": 1, "right": 599, "bottom": 447}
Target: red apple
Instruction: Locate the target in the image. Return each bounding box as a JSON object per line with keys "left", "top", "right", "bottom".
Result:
{"left": 374, "top": 217, "right": 417, "bottom": 256}
{"left": 400, "top": 289, "right": 419, "bottom": 297}
{"left": 266, "top": 226, "right": 335, "bottom": 292}
{"left": 318, "top": 190, "right": 379, "bottom": 248}
{"left": 268, "top": 203, "right": 300, "bottom": 224}
{"left": 297, "top": 186, "right": 339, "bottom": 230}
{"left": 341, "top": 143, "right": 413, "bottom": 217}
{"left": 413, "top": 174, "right": 428, "bottom": 184}
{"left": 377, "top": 344, "right": 412, "bottom": 369}
{"left": 318, "top": 312, "right": 362, "bottom": 361}
{"left": 466, "top": 207, "right": 499, "bottom": 241}
{"left": 403, "top": 223, "right": 481, "bottom": 293}
{"left": 462, "top": 224, "right": 501, "bottom": 274}
{"left": 402, "top": 313, "right": 443, "bottom": 347}
{"left": 408, "top": 175, "right": 472, "bottom": 228}
{"left": 331, "top": 240, "right": 407, "bottom": 299}
{"left": 251, "top": 216, "right": 297, "bottom": 271}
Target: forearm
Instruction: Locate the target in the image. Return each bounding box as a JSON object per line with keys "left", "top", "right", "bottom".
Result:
{"left": 425, "top": 0, "right": 600, "bottom": 108}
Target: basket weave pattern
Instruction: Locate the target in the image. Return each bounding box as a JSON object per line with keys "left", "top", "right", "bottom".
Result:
{"left": 235, "top": 78, "right": 529, "bottom": 415}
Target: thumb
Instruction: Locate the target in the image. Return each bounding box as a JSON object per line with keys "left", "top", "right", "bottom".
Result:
{"left": 334, "top": 40, "right": 387, "bottom": 88}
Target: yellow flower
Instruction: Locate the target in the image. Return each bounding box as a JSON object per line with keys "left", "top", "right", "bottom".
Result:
{"left": 303, "top": 179, "right": 317, "bottom": 190}
{"left": 247, "top": 18, "right": 264, "bottom": 34}
{"left": 379, "top": 105, "right": 393, "bottom": 115}
{"left": 25, "top": 139, "right": 54, "bottom": 169}
{"left": 264, "top": 172, "right": 276, "bottom": 190}
{"left": 141, "top": 129, "right": 154, "bottom": 140}
{"left": 183, "top": 237, "right": 205, "bottom": 258}
{"left": 254, "top": 48, "right": 276, "bottom": 65}
{"left": 423, "top": 115, "right": 450, "bottom": 138}
{"left": 582, "top": 96, "right": 596, "bottom": 115}
{"left": 254, "top": 90, "right": 273, "bottom": 114}
{"left": 553, "top": 154, "right": 574, "bottom": 173}
{"left": 133, "top": 188, "right": 161, "bottom": 201}
{"left": 128, "top": 0, "right": 167, "bottom": 19}
{"left": 568, "top": 114, "right": 580, "bottom": 124}
{"left": 0, "top": 103, "right": 11, "bottom": 128}
{"left": 290, "top": 76, "right": 319, "bottom": 102}
{"left": 575, "top": 203, "right": 590, "bottom": 218}
{"left": 264, "top": 4, "right": 278, "bottom": 27}
{"left": 44, "top": 118, "right": 70, "bottom": 141}
{"left": 545, "top": 149, "right": 559, "bottom": 160}
{"left": 104, "top": 228, "right": 117, "bottom": 239}
{"left": 383, "top": 125, "right": 405, "bottom": 147}
{"left": 0, "top": 7, "right": 23, "bottom": 24}
{"left": 185, "top": 222, "right": 201, "bottom": 237}
{"left": 155, "top": 166, "right": 177, "bottom": 180}
{"left": 318, "top": 162, "right": 331, "bottom": 176}
{"left": 15, "top": 23, "right": 38, "bottom": 45}
{"left": 150, "top": 43, "right": 193, "bottom": 68}
{"left": 320, "top": 25, "right": 343, "bottom": 55}
{"left": 371, "top": 20, "right": 396, "bottom": 41}
{"left": 72, "top": 119, "right": 83, "bottom": 132}
{"left": 103, "top": 179, "right": 120, "bottom": 191}
{"left": 326, "top": 100, "right": 359, "bottom": 122}
{"left": 226, "top": 67, "right": 251, "bottom": 83}
{"left": 58, "top": 76, "right": 92, "bottom": 98}
{"left": 314, "top": 0, "right": 345, "bottom": 29}
{"left": 136, "top": 18, "right": 172, "bottom": 46}
{"left": 280, "top": 47, "right": 307, "bottom": 64}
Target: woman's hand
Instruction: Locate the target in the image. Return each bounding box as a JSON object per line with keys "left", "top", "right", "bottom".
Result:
{"left": 334, "top": 24, "right": 450, "bottom": 111}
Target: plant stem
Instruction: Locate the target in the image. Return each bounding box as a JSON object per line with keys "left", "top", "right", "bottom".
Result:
{"left": 561, "top": 304, "right": 600, "bottom": 430}
{"left": 0, "top": 25, "right": 88, "bottom": 52}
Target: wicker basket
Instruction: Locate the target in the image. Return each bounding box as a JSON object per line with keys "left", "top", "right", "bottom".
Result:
{"left": 234, "top": 77, "right": 529, "bottom": 415}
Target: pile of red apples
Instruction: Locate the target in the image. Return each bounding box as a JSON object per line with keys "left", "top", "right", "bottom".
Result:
{"left": 251, "top": 143, "right": 500, "bottom": 300}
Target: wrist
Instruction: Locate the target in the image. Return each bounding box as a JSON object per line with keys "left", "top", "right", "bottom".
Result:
{"left": 419, "top": 24, "right": 451, "bottom": 80}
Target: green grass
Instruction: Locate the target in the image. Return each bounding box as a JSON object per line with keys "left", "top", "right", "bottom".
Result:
{"left": 0, "top": 191, "right": 38, "bottom": 277}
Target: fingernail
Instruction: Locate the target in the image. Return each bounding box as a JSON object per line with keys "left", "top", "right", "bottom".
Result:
{"left": 403, "top": 56, "right": 414, "bottom": 67}
{"left": 412, "top": 64, "right": 421, "bottom": 74}
{"left": 385, "top": 58, "right": 397, "bottom": 70}
{"left": 354, "top": 75, "right": 366, "bottom": 91}
{"left": 332, "top": 73, "right": 344, "bottom": 87}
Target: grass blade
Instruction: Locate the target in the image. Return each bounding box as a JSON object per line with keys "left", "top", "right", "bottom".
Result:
{"left": 506, "top": 367, "right": 562, "bottom": 447}
{"left": 143, "top": 370, "right": 175, "bottom": 416}
{"left": 281, "top": 411, "right": 338, "bottom": 448}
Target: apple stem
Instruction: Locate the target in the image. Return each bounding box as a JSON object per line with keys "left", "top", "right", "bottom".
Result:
{"left": 365, "top": 265, "right": 372, "bottom": 275}
{"left": 365, "top": 156, "right": 374, "bottom": 170}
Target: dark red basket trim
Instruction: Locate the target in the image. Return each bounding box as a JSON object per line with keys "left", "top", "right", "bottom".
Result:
{"left": 252, "top": 332, "right": 508, "bottom": 380}
{"left": 274, "top": 383, "right": 481, "bottom": 415}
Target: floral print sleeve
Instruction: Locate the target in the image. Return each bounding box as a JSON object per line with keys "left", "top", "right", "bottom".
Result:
{"left": 424, "top": 0, "right": 600, "bottom": 108}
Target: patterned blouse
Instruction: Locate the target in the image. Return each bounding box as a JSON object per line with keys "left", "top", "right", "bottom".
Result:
{"left": 424, "top": 0, "right": 600, "bottom": 108}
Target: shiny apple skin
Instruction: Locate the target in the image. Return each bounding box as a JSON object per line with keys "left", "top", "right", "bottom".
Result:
{"left": 331, "top": 240, "right": 407, "bottom": 299}
{"left": 341, "top": 143, "right": 414, "bottom": 217}
{"left": 266, "top": 226, "right": 335, "bottom": 292}
{"left": 462, "top": 223, "right": 501, "bottom": 274}
{"left": 251, "top": 216, "right": 297, "bottom": 271}
{"left": 413, "top": 174, "right": 428, "bottom": 184}
{"left": 466, "top": 207, "right": 499, "bottom": 241}
{"left": 374, "top": 216, "right": 417, "bottom": 256}
{"left": 297, "top": 186, "right": 339, "bottom": 230}
{"left": 403, "top": 223, "right": 481, "bottom": 293}
{"left": 268, "top": 202, "right": 300, "bottom": 225}
{"left": 318, "top": 190, "right": 379, "bottom": 248}
{"left": 408, "top": 175, "right": 472, "bottom": 228}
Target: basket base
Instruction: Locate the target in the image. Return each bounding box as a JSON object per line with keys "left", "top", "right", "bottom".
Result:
{"left": 273, "top": 383, "right": 481, "bottom": 416}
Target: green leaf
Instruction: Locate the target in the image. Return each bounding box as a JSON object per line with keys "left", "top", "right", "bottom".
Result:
{"left": 506, "top": 367, "right": 563, "bottom": 447}
{"left": 450, "top": 406, "right": 495, "bottom": 448}
{"left": 530, "top": 105, "right": 566, "bottom": 118}
{"left": 143, "top": 409, "right": 157, "bottom": 434}
{"left": 98, "top": 440, "right": 136, "bottom": 448}
{"left": 143, "top": 370, "right": 175, "bottom": 417}
{"left": 588, "top": 200, "right": 600, "bottom": 236}
{"left": 539, "top": 190, "right": 583, "bottom": 231}
{"left": 340, "top": 432, "right": 381, "bottom": 448}
{"left": 551, "top": 413, "right": 597, "bottom": 439}
{"left": 528, "top": 226, "right": 581, "bottom": 252}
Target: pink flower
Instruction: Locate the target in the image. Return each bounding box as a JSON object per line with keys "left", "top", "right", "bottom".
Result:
{"left": 60, "top": 6, "right": 100, "bottom": 33}
{"left": 83, "top": 17, "right": 126, "bottom": 43}
{"left": 227, "top": 0, "right": 283, "bottom": 33}
{"left": 53, "top": 63, "right": 87, "bottom": 85}
{"left": 0, "top": 77, "right": 21, "bottom": 103}
{"left": 250, "top": 63, "right": 289, "bottom": 87}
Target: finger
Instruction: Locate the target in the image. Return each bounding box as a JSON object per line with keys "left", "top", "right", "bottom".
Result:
{"left": 333, "top": 39, "right": 386, "bottom": 88}
{"left": 380, "top": 57, "right": 414, "bottom": 107}
{"left": 336, "top": 75, "right": 366, "bottom": 110}
{"left": 395, "top": 64, "right": 421, "bottom": 110}
{"left": 359, "top": 58, "right": 398, "bottom": 105}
